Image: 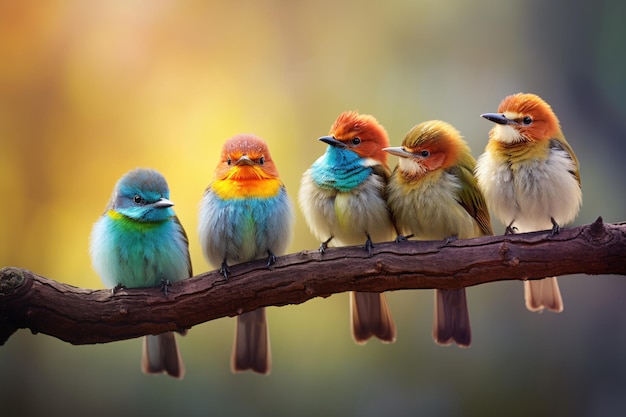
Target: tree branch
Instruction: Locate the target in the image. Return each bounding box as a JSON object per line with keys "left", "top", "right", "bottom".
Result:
{"left": 1, "top": 217, "right": 625, "bottom": 346}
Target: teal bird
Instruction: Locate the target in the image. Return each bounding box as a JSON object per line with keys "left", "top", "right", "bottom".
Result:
{"left": 90, "top": 168, "right": 191, "bottom": 379}
{"left": 198, "top": 134, "right": 294, "bottom": 375}
{"left": 299, "top": 110, "right": 397, "bottom": 344}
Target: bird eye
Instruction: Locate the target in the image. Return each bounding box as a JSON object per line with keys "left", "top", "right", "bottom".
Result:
{"left": 420, "top": 150, "right": 430, "bottom": 157}
{"left": 352, "top": 137, "right": 361, "bottom": 145}
{"left": 133, "top": 195, "right": 142, "bottom": 204}
{"left": 522, "top": 116, "right": 532, "bottom": 125}
{"left": 227, "top": 158, "right": 232, "bottom": 165}
{"left": 259, "top": 156, "right": 265, "bottom": 165}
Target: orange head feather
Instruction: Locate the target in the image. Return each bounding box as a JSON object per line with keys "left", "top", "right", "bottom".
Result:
{"left": 384, "top": 120, "right": 473, "bottom": 180}
{"left": 214, "top": 134, "right": 280, "bottom": 181}
{"left": 327, "top": 111, "right": 390, "bottom": 169}
{"left": 483, "top": 93, "right": 562, "bottom": 143}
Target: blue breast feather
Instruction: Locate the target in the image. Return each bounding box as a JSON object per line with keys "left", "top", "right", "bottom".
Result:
{"left": 97, "top": 216, "right": 189, "bottom": 288}
{"left": 200, "top": 188, "right": 292, "bottom": 265}
{"left": 310, "top": 146, "right": 372, "bottom": 192}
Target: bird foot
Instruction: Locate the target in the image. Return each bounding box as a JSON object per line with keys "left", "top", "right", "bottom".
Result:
{"left": 219, "top": 260, "right": 231, "bottom": 279}
{"left": 444, "top": 235, "right": 458, "bottom": 245}
{"left": 550, "top": 217, "right": 560, "bottom": 237}
{"left": 319, "top": 236, "right": 333, "bottom": 254}
{"left": 505, "top": 223, "right": 518, "bottom": 235}
{"left": 160, "top": 279, "right": 171, "bottom": 296}
{"left": 266, "top": 250, "right": 277, "bottom": 268}
{"left": 364, "top": 233, "right": 374, "bottom": 256}
{"left": 395, "top": 234, "right": 413, "bottom": 243}
{"left": 112, "top": 283, "right": 126, "bottom": 295}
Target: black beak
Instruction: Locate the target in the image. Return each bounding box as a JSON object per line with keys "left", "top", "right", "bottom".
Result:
{"left": 481, "top": 113, "right": 512, "bottom": 125}
{"left": 318, "top": 135, "right": 346, "bottom": 148}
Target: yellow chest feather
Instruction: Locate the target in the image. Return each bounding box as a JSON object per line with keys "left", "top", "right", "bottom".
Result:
{"left": 211, "top": 177, "right": 282, "bottom": 199}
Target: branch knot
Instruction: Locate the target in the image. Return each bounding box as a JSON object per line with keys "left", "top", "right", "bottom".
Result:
{"left": 0, "top": 267, "right": 26, "bottom": 294}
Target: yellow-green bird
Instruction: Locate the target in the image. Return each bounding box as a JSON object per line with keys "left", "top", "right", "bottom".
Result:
{"left": 384, "top": 120, "right": 493, "bottom": 347}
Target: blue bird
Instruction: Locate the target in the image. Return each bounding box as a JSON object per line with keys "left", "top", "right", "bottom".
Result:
{"left": 90, "top": 168, "right": 191, "bottom": 379}
{"left": 198, "top": 134, "right": 294, "bottom": 375}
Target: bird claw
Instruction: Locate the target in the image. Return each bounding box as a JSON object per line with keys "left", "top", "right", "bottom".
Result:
{"left": 550, "top": 217, "right": 560, "bottom": 237}
{"left": 444, "top": 235, "right": 458, "bottom": 245}
{"left": 319, "top": 236, "right": 333, "bottom": 254}
{"left": 219, "top": 260, "right": 231, "bottom": 279}
{"left": 364, "top": 233, "right": 374, "bottom": 256}
{"left": 266, "top": 250, "right": 277, "bottom": 268}
{"left": 112, "top": 283, "right": 126, "bottom": 295}
{"left": 505, "top": 223, "right": 518, "bottom": 235}
{"left": 395, "top": 234, "right": 413, "bottom": 243}
{"left": 160, "top": 279, "right": 171, "bottom": 296}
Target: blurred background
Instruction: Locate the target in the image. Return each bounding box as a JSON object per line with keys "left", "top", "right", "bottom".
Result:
{"left": 1, "top": 0, "right": 625, "bottom": 416}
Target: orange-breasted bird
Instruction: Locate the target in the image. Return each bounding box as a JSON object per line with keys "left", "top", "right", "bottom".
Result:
{"left": 198, "top": 134, "right": 294, "bottom": 374}
{"left": 476, "top": 92, "right": 582, "bottom": 312}
{"left": 384, "top": 120, "right": 493, "bottom": 347}
{"left": 299, "top": 110, "right": 397, "bottom": 344}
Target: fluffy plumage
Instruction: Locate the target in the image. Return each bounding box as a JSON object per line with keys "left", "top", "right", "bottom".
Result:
{"left": 198, "top": 134, "right": 294, "bottom": 374}
{"left": 476, "top": 93, "right": 582, "bottom": 312}
{"left": 299, "top": 110, "right": 397, "bottom": 344}
{"left": 385, "top": 120, "right": 492, "bottom": 347}
{"left": 90, "top": 168, "right": 190, "bottom": 379}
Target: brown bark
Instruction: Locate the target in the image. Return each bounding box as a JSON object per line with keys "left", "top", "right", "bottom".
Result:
{"left": 1, "top": 217, "right": 624, "bottom": 346}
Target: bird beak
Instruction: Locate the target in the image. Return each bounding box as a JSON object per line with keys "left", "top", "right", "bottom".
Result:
{"left": 481, "top": 113, "right": 513, "bottom": 125}
{"left": 382, "top": 146, "right": 414, "bottom": 158}
{"left": 235, "top": 155, "right": 254, "bottom": 165}
{"left": 318, "top": 135, "right": 346, "bottom": 148}
{"left": 152, "top": 198, "right": 174, "bottom": 208}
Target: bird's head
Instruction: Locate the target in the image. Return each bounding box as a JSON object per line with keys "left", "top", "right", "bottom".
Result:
{"left": 384, "top": 120, "right": 471, "bottom": 179}
{"left": 481, "top": 93, "right": 562, "bottom": 144}
{"left": 110, "top": 168, "right": 174, "bottom": 223}
{"left": 214, "top": 134, "right": 280, "bottom": 181}
{"left": 318, "top": 111, "right": 390, "bottom": 169}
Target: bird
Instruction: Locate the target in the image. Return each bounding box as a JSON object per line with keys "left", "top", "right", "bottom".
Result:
{"left": 198, "top": 134, "right": 294, "bottom": 375}
{"left": 384, "top": 120, "right": 493, "bottom": 347}
{"left": 476, "top": 92, "right": 582, "bottom": 313}
{"left": 90, "top": 168, "right": 191, "bottom": 379}
{"left": 299, "top": 110, "right": 397, "bottom": 344}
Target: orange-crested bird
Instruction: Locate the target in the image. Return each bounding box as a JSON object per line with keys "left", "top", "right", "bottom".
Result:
{"left": 384, "top": 120, "right": 493, "bottom": 347}
{"left": 476, "top": 93, "right": 582, "bottom": 313}
{"left": 198, "top": 134, "right": 294, "bottom": 374}
{"left": 299, "top": 111, "right": 397, "bottom": 344}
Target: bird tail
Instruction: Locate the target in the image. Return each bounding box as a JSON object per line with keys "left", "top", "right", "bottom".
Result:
{"left": 433, "top": 288, "right": 471, "bottom": 347}
{"left": 524, "top": 277, "right": 563, "bottom": 312}
{"left": 141, "top": 332, "right": 185, "bottom": 379}
{"left": 350, "top": 291, "right": 397, "bottom": 344}
{"left": 232, "top": 308, "right": 271, "bottom": 374}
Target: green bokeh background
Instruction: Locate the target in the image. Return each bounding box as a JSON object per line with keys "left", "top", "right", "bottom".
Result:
{"left": 1, "top": 1, "right": 625, "bottom": 416}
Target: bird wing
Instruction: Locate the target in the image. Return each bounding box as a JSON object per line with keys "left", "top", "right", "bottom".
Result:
{"left": 372, "top": 163, "right": 402, "bottom": 236}
{"left": 549, "top": 138, "right": 581, "bottom": 186}
{"left": 173, "top": 215, "right": 193, "bottom": 277}
{"left": 450, "top": 164, "right": 494, "bottom": 236}
{"left": 370, "top": 161, "right": 391, "bottom": 181}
